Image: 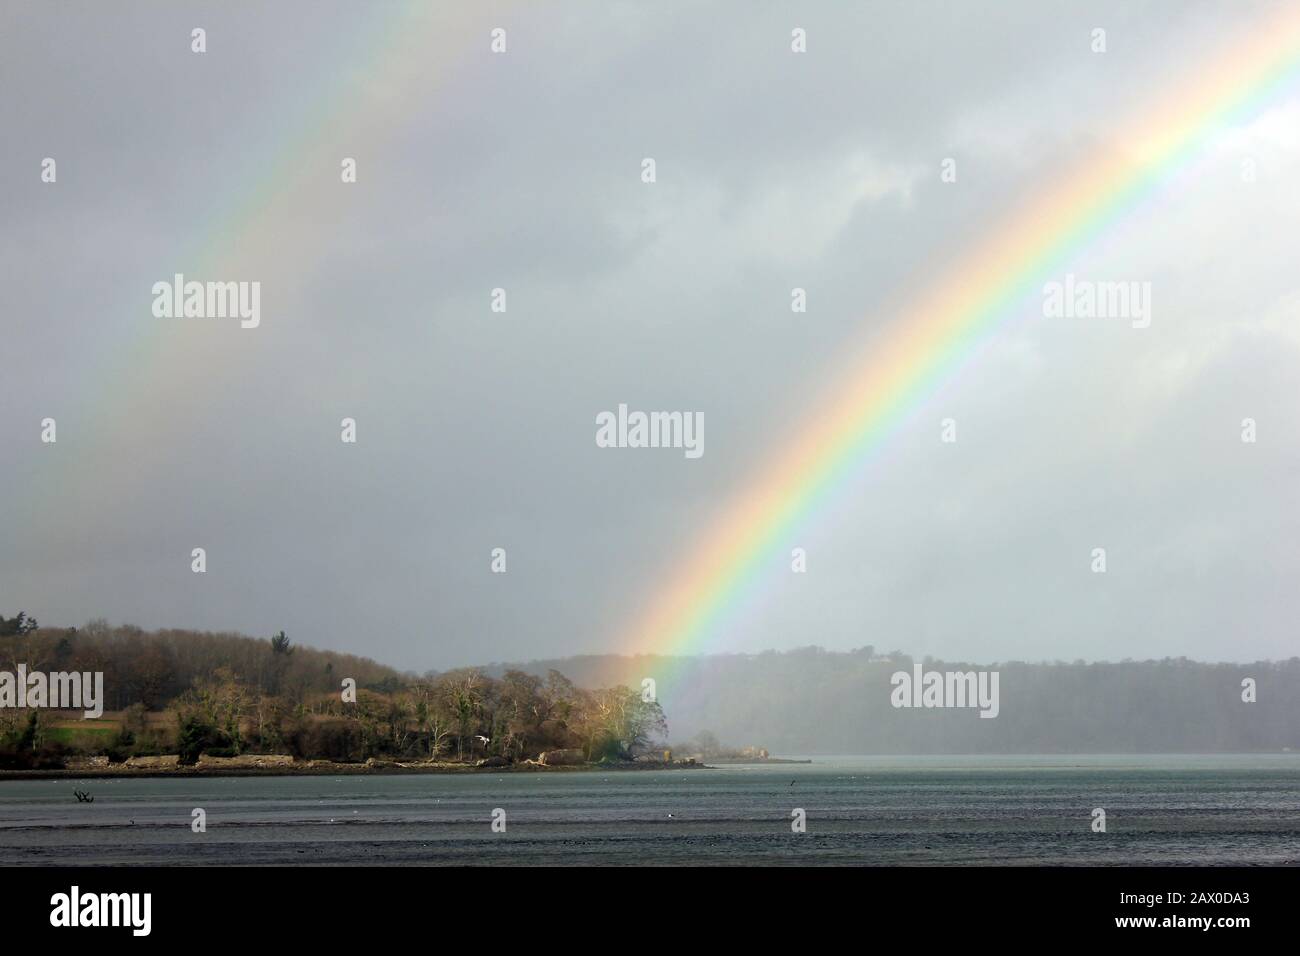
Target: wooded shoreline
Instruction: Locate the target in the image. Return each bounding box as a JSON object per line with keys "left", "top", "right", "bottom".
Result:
{"left": 0, "top": 759, "right": 714, "bottom": 781}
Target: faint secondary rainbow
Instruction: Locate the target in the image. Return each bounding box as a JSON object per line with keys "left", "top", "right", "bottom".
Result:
{"left": 25, "top": 2, "right": 474, "bottom": 525}
{"left": 624, "top": 7, "right": 1300, "bottom": 659}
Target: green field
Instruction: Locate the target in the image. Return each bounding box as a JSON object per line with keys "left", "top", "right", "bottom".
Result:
{"left": 43, "top": 724, "right": 118, "bottom": 745}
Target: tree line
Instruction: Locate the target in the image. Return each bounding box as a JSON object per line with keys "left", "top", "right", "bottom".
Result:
{"left": 0, "top": 620, "right": 667, "bottom": 768}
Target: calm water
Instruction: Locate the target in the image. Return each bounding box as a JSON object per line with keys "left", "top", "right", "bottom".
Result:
{"left": 1, "top": 755, "right": 1297, "bottom": 866}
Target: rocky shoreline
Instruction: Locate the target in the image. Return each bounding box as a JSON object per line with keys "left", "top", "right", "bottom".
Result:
{"left": 0, "top": 752, "right": 712, "bottom": 780}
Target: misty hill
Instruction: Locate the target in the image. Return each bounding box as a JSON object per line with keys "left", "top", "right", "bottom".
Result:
{"left": 7, "top": 616, "right": 1296, "bottom": 755}
{"left": 482, "top": 647, "right": 1300, "bottom": 754}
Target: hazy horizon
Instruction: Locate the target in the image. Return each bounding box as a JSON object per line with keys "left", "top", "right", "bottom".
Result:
{"left": 18, "top": 615, "right": 1300, "bottom": 674}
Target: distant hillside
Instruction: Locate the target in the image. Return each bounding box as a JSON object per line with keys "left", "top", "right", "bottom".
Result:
{"left": 482, "top": 647, "right": 1300, "bottom": 754}
{"left": 7, "top": 615, "right": 1296, "bottom": 755}
{"left": 0, "top": 618, "right": 407, "bottom": 710}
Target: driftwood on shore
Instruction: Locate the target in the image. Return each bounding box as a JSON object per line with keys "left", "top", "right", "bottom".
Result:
{"left": 536, "top": 748, "right": 586, "bottom": 766}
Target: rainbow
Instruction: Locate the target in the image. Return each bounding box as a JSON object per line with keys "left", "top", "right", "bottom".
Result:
{"left": 26, "top": 2, "right": 472, "bottom": 525}
{"left": 624, "top": 7, "right": 1300, "bottom": 659}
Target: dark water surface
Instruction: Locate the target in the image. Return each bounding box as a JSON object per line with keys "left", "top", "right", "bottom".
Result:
{"left": 2, "top": 755, "right": 1297, "bottom": 865}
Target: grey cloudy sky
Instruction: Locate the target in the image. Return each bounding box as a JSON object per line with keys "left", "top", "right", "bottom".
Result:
{"left": 2, "top": 1, "right": 1297, "bottom": 671}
